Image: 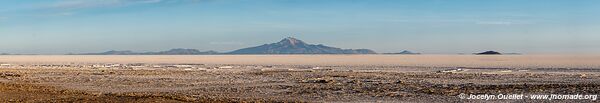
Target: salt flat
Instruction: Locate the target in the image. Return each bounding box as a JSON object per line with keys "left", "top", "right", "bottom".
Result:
{"left": 1, "top": 55, "right": 599, "bottom": 68}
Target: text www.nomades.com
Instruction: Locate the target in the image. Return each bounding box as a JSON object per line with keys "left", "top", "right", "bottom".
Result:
{"left": 458, "top": 93, "right": 598, "bottom": 100}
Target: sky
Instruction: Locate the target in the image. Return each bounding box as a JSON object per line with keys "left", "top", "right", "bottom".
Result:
{"left": 1, "top": 0, "right": 599, "bottom": 54}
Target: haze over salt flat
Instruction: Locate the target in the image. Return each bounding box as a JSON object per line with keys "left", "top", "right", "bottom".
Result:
{"left": 1, "top": 0, "right": 599, "bottom": 54}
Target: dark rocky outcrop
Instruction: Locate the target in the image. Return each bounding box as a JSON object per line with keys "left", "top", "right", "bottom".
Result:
{"left": 476, "top": 51, "right": 502, "bottom": 55}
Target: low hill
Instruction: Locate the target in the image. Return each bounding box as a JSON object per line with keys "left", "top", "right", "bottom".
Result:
{"left": 476, "top": 51, "right": 502, "bottom": 55}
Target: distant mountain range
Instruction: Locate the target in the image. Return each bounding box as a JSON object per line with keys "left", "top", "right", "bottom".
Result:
{"left": 154, "top": 49, "right": 219, "bottom": 55}
{"left": 227, "top": 37, "right": 376, "bottom": 54}
{"left": 74, "top": 37, "right": 519, "bottom": 55}
{"left": 78, "top": 37, "right": 376, "bottom": 55}
{"left": 79, "top": 48, "right": 219, "bottom": 55}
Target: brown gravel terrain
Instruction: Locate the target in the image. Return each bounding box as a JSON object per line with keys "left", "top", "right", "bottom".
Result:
{"left": 1, "top": 55, "right": 600, "bottom": 102}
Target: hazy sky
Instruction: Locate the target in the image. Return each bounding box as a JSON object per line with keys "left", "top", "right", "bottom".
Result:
{"left": 1, "top": 0, "right": 599, "bottom": 54}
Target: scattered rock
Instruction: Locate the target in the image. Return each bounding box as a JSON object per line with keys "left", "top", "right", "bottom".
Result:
{"left": 218, "top": 66, "right": 234, "bottom": 69}
{"left": 0, "top": 72, "right": 21, "bottom": 78}
{"left": 437, "top": 68, "right": 464, "bottom": 73}
{"left": 300, "top": 78, "right": 331, "bottom": 83}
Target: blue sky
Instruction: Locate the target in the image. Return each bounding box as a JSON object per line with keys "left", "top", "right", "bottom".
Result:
{"left": 1, "top": 0, "right": 599, "bottom": 54}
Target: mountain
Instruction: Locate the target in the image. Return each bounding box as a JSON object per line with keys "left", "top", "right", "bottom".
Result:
{"left": 384, "top": 50, "right": 420, "bottom": 55}
{"left": 228, "top": 37, "right": 376, "bottom": 54}
{"left": 79, "top": 49, "right": 219, "bottom": 55}
{"left": 475, "top": 51, "right": 502, "bottom": 55}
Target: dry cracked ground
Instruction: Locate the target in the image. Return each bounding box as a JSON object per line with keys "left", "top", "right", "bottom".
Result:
{"left": 1, "top": 64, "right": 600, "bottom": 103}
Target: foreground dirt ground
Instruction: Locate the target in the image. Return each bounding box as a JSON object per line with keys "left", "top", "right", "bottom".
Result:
{"left": 1, "top": 55, "right": 600, "bottom": 102}
{"left": 2, "top": 64, "right": 600, "bottom": 102}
